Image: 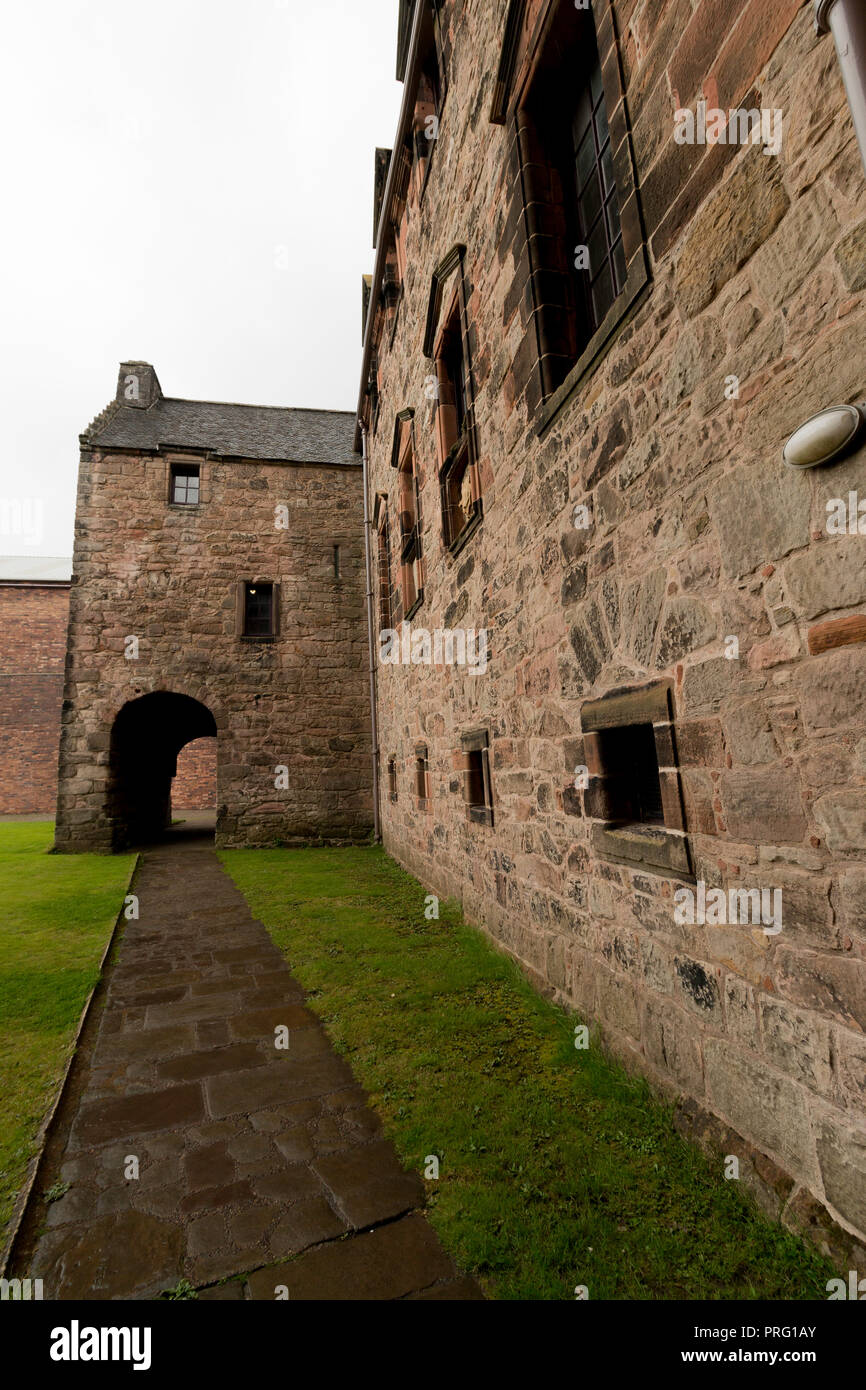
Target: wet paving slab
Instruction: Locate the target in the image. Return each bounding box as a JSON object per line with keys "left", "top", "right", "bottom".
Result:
{"left": 15, "top": 833, "right": 481, "bottom": 1300}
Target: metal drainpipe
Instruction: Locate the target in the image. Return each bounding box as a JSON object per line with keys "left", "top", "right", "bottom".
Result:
{"left": 358, "top": 417, "right": 381, "bottom": 843}
{"left": 816, "top": 0, "right": 866, "bottom": 177}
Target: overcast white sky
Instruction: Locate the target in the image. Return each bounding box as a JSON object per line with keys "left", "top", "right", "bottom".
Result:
{"left": 0, "top": 0, "right": 403, "bottom": 559}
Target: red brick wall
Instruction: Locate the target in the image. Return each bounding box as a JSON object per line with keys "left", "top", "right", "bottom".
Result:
{"left": 0, "top": 585, "right": 70, "bottom": 814}
{"left": 173, "top": 737, "right": 217, "bottom": 809}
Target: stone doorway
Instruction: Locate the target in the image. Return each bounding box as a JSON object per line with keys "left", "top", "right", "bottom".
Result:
{"left": 107, "top": 692, "right": 218, "bottom": 849}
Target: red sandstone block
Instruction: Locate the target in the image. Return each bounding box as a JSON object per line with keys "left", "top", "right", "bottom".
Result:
{"left": 807, "top": 616, "right": 866, "bottom": 657}
{"left": 715, "top": 0, "right": 802, "bottom": 112}
{"left": 668, "top": 0, "right": 749, "bottom": 108}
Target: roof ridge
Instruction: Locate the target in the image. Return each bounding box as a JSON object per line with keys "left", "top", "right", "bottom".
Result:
{"left": 161, "top": 397, "right": 356, "bottom": 416}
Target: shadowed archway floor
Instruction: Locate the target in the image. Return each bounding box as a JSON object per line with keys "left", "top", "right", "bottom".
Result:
{"left": 17, "top": 833, "right": 479, "bottom": 1300}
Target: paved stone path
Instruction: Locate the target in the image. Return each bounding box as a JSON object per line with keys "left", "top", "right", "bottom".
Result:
{"left": 20, "top": 833, "right": 480, "bottom": 1300}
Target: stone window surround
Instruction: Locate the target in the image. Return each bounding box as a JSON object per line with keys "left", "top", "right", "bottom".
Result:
{"left": 372, "top": 492, "right": 394, "bottom": 631}
{"left": 424, "top": 245, "right": 483, "bottom": 559}
{"left": 165, "top": 454, "right": 206, "bottom": 508}
{"left": 391, "top": 408, "right": 425, "bottom": 621}
{"left": 387, "top": 755, "right": 398, "bottom": 803}
{"left": 581, "top": 679, "right": 693, "bottom": 881}
{"left": 414, "top": 742, "right": 431, "bottom": 810}
{"left": 496, "top": 0, "right": 651, "bottom": 438}
{"left": 460, "top": 728, "right": 494, "bottom": 827}
{"left": 235, "top": 579, "right": 281, "bottom": 643}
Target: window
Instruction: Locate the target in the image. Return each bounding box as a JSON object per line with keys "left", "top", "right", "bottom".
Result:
{"left": 424, "top": 247, "right": 482, "bottom": 554}
{"left": 579, "top": 681, "right": 692, "bottom": 879}
{"left": 170, "top": 463, "right": 200, "bottom": 505}
{"left": 462, "top": 730, "right": 493, "bottom": 826}
{"left": 333, "top": 545, "right": 341, "bottom": 580}
{"left": 499, "top": 0, "right": 648, "bottom": 420}
{"left": 239, "top": 581, "right": 278, "bottom": 639}
{"left": 593, "top": 723, "right": 663, "bottom": 826}
{"left": 387, "top": 756, "right": 398, "bottom": 802}
{"left": 415, "top": 745, "right": 429, "bottom": 806}
{"left": 392, "top": 411, "right": 423, "bottom": 617}
{"left": 375, "top": 499, "right": 393, "bottom": 631}
{"left": 570, "top": 56, "right": 626, "bottom": 334}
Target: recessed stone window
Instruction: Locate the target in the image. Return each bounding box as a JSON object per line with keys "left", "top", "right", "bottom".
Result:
{"left": 387, "top": 756, "right": 398, "bottom": 803}
{"left": 392, "top": 410, "right": 423, "bottom": 618}
{"left": 373, "top": 495, "right": 393, "bottom": 631}
{"left": 170, "top": 463, "right": 200, "bottom": 505}
{"left": 461, "top": 729, "right": 493, "bottom": 827}
{"left": 424, "top": 246, "right": 482, "bottom": 555}
{"left": 237, "top": 581, "right": 279, "bottom": 641}
{"left": 579, "top": 680, "right": 692, "bottom": 879}
{"left": 415, "top": 744, "right": 430, "bottom": 808}
{"left": 496, "top": 0, "right": 649, "bottom": 431}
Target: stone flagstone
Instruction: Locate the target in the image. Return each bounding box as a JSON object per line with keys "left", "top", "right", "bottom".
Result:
{"left": 17, "top": 831, "right": 478, "bottom": 1301}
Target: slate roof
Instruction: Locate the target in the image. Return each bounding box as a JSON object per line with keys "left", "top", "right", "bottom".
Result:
{"left": 82, "top": 397, "right": 358, "bottom": 467}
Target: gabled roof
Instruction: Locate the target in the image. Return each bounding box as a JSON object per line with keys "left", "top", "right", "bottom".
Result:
{"left": 82, "top": 396, "right": 358, "bottom": 467}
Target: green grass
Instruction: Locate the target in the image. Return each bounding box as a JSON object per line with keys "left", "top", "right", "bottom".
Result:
{"left": 0, "top": 823, "right": 136, "bottom": 1244}
{"left": 220, "top": 844, "right": 835, "bottom": 1301}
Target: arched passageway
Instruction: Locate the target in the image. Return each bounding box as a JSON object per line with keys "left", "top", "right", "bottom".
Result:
{"left": 107, "top": 692, "right": 217, "bottom": 849}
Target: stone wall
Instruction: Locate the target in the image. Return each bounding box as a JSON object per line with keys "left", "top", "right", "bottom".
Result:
{"left": 0, "top": 584, "right": 69, "bottom": 815}
{"left": 173, "top": 737, "right": 218, "bottom": 810}
{"left": 56, "top": 449, "right": 372, "bottom": 850}
{"left": 363, "top": 0, "right": 866, "bottom": 1255}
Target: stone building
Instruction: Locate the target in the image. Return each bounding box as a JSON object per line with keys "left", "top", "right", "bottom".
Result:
{"left": 0, "top": 558, "right": 71, "bottom": 815}
{"left": 358, "top": 0, "right": 866, "bottom": 1256}
{"left": 55, "top": 362, "right": 372, "bottom": 851}
{"left": 0, "top": 559, "right": 213, "bottom": 816}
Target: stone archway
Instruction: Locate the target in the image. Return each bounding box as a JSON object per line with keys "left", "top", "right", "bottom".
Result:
{"left": 107, "top": 692, "right": 217, "bottom": 849}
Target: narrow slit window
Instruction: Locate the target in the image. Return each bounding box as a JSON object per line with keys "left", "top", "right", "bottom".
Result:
{"left": 415, "top": 746, "right": 429, "bottom": 803}
{"left": 462, "top": 730, "right": 493, "bottom": 826}
{"left": 388, "top": 756, "right": 398, "bottom": 802}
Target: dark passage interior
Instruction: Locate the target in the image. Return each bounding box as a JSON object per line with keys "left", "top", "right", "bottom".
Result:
{"left": 107, "top": 692, "right": 217, "bottom": 849}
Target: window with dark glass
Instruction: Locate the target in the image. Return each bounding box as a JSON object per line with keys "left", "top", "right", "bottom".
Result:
{"left": 376, "top": 504, "right": 393, "bottom": 631}
{"left": 397, "top": 429, "right": 423, "bottom": 617}
{"left": 243, "top": 582, "right": 275, "bottom": 638}
{"left": 388, "top": 756, "right": 398, "bottom": 803}
{"left": 171, "top": 463, "right": 200, "bottom": 505}
{"left": 513, "top": 0, "right": 631, "bottom": 400}
{"left": 570, "top": 54, "right": 626, "bottom": 334}
{"left": 436, "top": 292, "right": 480, "bottom": 550}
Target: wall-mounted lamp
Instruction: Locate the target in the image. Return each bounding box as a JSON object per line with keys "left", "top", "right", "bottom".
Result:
{"left": 816, "top": 0, "right": 866, "bottom": 178}
{"left": 783, "top": 402, "right": 866, "bottom": 469}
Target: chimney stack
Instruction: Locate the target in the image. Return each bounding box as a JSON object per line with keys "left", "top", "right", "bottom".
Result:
{"left": 116, "top": 361, "right": 162, "bottom": 410}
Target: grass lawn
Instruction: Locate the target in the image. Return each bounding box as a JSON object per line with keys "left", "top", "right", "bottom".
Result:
{"left": 221, "top": 844, "right": 835, "bottom": 1301}
{"left": 0, "top": 822, "right": 136, "bottom": 1246}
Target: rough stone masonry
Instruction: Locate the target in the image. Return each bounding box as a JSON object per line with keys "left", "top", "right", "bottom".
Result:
{"left": 359, "top": 0, "right": 866, "bottom": 1261}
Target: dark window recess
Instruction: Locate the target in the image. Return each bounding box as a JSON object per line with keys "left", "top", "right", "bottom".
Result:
{"left": 520, "top": 1, "right": 625, "bottom": 394}
{"left": 376, "top": 509, "right": 392, "bottom": 630}
{"left": 464, "top": 735, "right": 493, "bottom": 826}
{"left": 171, "top": 464, "right": 200, "bottom": 505}
{"left": 571, "top": 55, "right": 626, "bottom": 332}
{"left": 598, "top": 723, "right": 664, "bottom": 825}
{"left": 333, "top": 544, "right": 341, "bottom": 579}
{"left": 388, "top": 757, "right": 398, "bottom": 802}
{"left": 243, "top": 582, "right": 275, "bottom": 638}
{"left": 415, "top": 747, "right": 429, "bottom": 802}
